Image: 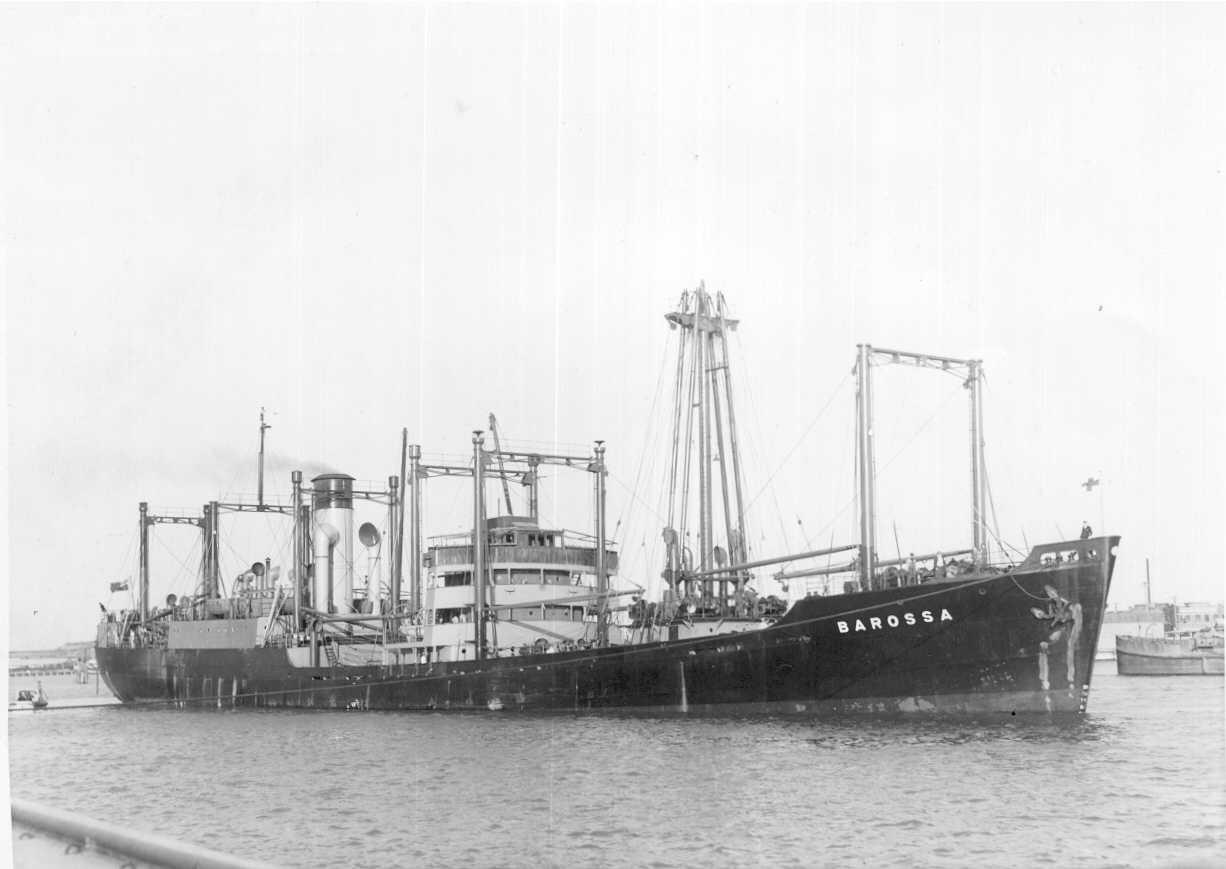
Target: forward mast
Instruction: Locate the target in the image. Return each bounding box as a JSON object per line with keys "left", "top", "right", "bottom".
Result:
{"left": 661, "top": 283, "right": 752, "bottom": 617}
{"left": 854, "top": 345, "right": 988, "bottom": 590}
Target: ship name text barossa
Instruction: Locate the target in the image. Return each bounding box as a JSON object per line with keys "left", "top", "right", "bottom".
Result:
{"left": 836, "top": 609, "right": 955, "bottom": 633}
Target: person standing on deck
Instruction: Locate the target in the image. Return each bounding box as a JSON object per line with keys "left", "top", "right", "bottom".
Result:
{"left": 1080, "top": 522, "right": 1093, "bottom": 540}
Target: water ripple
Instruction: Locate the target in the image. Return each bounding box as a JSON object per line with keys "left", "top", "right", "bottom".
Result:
{"left": 8, "top": 672, "right": 1224, "bottom": 868}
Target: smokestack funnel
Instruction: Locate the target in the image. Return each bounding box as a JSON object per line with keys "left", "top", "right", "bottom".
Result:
{"left": 312, "top": 474, "right": 355, "bottom": 613}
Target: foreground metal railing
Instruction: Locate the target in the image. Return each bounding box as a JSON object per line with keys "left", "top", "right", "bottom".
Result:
{"left": 11, "top": 798, "right": 277, "bottom": 868}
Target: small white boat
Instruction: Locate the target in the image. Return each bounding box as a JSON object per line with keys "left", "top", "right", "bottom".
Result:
{"left": 11, "top": 683, "right": 49, "bottom": 711}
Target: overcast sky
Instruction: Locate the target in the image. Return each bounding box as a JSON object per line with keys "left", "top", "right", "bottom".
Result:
{"left": 3, "top": 2, "right": 1222, "bottom": 650}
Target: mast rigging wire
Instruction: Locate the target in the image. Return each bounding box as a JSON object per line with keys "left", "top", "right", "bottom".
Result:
{"left": 984, "top": 465, "right": 1027, "bottom": 563}
{"left": 151, "top": 533, "right": 201, "bottom": 593}
{"left": 805, "top": 381, "right": 966, "bottom": 551}
{"left": 743, "top": 371, "right": 852, "bottom": 513}
{"left": 111, "top": 530, "right": 138, "bottom": 595}
{"left": 726, "top": 332, "right": 795, "bottom": 559}
{"left": 612, "top": 328, "right": 676, "bottom": 540}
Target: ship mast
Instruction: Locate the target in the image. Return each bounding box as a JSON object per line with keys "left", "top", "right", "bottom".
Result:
{"left": 257, "top": 407, "right": 270, "bottom": 510}
{"left": 663, "top": 283, "right": 750, "bottom": 614}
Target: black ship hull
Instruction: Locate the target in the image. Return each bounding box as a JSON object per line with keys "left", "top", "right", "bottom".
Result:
{"left": 97, "top": 544, "right": 1114, "bottom": 716}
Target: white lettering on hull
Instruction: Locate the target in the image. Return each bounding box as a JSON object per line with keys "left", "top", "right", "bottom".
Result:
{"left": 836, "top": 608, "right": 954, "bottom": 634}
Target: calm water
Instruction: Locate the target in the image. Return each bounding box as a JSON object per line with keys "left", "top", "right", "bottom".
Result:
{"left": 8, "top": 672, "right": 1225, "bottom": 868}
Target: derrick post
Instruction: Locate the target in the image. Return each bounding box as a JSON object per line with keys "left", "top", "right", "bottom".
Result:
{"left": 388, "top": 475, "right": 400, "bottom": 616}
{"left": 138, "top": 502, "right": 149, "bottom": 621}
{"left": 706, "top": 327, "right": 734, "bottom": 610}
{"left": 856, "top": 345, "right": 877, "bottom": 590}
{"left": 968, "top": 360, "right": 987, "bottom": 566}
{"left": 472, "top": 432, "right": 486, "bottom": 660}
{"left": 593, "top": 441, "right": 608, "bottom": 647}
{"left": 714, "top": 295, "right": 749, "bottom": 575}
{"left": 397, "top": 429, "right": 408, "bottom": 612}
{"left": 866, "top": 348, "right": 877, "bottom": 586}
{"left": 209, "top": 500, "right": 221, "bottom": 598}
{"left": 291, "top": 471, "right": 303, "bottom": 628}
{"left": 409, "top": 444, "right": 423, "bottom": 617}
{"left": 701, "top": 296, "right": 711, "bottom": 583}
{"left": 300, "top": 503, "right": 313, "bottom": 609}
{"left": 200, "top": 503, "right": 212, "bottom": 599}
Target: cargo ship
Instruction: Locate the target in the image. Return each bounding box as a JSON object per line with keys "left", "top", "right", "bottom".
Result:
{"left": 96, "top": 286, "right": 1117, "bottom": 715}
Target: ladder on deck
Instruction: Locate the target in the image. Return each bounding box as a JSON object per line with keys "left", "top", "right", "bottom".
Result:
{"left": 324, "top": 641, "right": 340, "bottom": 667}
